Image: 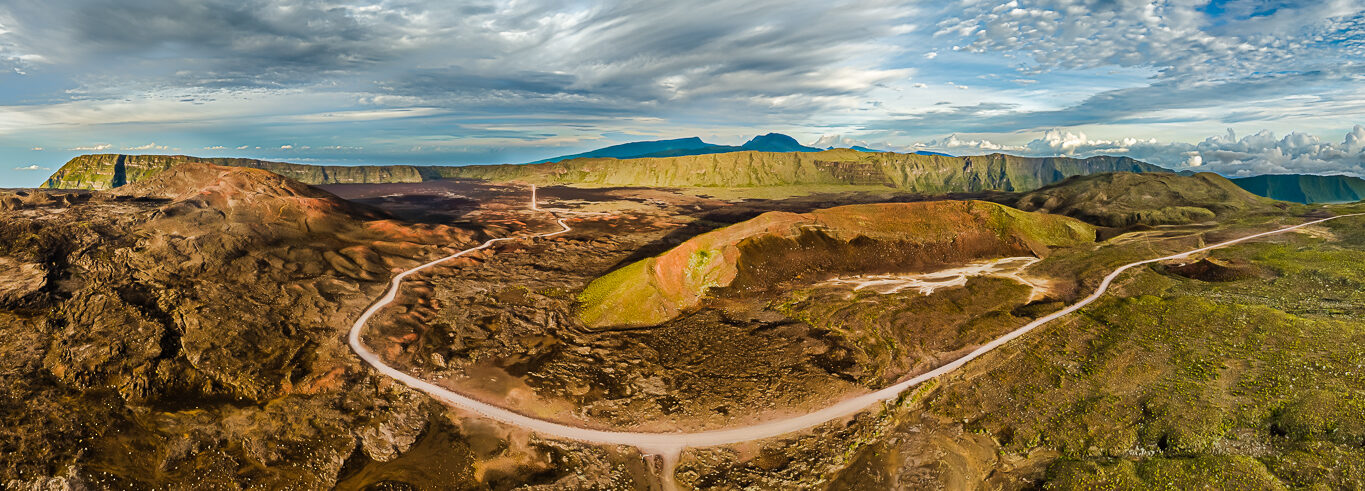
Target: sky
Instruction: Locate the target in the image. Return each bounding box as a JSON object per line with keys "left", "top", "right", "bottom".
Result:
{"left": 1, "top": 0, "right": 1363, "bottom": 187}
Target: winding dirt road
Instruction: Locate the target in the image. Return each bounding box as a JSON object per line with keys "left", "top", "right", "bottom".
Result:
{"left": 347, "top": 192, "right": 1360, "bottom": 486}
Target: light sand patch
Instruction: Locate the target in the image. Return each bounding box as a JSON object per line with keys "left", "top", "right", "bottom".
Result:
{"left": 822, "top": 257, "right": 1051, "bottom": 301}
{"left": 1292, "top": 224, "right": 1338, "bottom": 241}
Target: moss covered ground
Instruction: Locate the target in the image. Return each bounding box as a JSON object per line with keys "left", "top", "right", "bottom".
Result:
{"left": 904, "top": 207, "right": 1365, "bottom": 488}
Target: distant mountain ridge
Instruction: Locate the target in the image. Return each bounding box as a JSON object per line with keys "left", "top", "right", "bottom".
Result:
{"left": 1230, "top": 174, "right": 1365, "bottom": 204}
{"left": 525, "top": 132, "right": 823, "bottom": 164}
{"left": 524, "top": 137, "right": 717, "bottom": 164}
{"left": 44, "top": 149, "right": 1171, "bottom": 195}
{"left": 440, "top": 149, "right": 1170, "bottom": 193}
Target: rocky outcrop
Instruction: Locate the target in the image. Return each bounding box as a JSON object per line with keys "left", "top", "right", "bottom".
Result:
{"left": 576, "top": 200, "right": 1096, "bottom": 328}
{"left": 43, "top": 154, "right": 430, "bottom": 189}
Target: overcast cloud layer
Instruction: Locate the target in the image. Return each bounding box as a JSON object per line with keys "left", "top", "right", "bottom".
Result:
{"left": 1, "top": 0, "right": 1364, "bottom": 185}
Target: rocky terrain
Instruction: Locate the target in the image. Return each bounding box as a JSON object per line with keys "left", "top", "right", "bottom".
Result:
{"left": 7, "top": 160, "right": 1365, "bottom": 489}
{"left": 352, "top": 172, "right": 1365, "bottom": 489}
{"left": 0, "top": 164, "right": 655, "bottom": 488}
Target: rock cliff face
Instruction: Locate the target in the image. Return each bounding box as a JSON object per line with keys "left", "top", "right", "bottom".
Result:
{"left": 576, "top": 200, "right": 1096, "bottom": 328}
{"left": 42, "top": 154, "right": 430, "bottom": 189}
{"left": 440, "top": 149, "right": 1168, "bottom": 192}
{"left": 44, "top": 150, "right": 1167, "bottom": 194}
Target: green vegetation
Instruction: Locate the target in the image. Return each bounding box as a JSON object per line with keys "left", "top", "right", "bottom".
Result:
{"left": 1017, "top": 172, "right": 1279, "bottom": 227}
{"left": 1045, "top": 456, "right": 1289, "bottom": 490}
{"left": 776, "top": 277, "right": 1034, "bottom": 384}
{"left": 575, "top": 258, "right": 660, "bottom": 328}
{"left": 913, "top": 212, "right": 1365, "bottom": 488}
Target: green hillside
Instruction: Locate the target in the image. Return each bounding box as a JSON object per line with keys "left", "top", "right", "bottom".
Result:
{"left": 1017, "top": 172, "right": 1278, "bottom": 227}
{"left": 1231, "top": 174, "right": 1365, "bottom": 204}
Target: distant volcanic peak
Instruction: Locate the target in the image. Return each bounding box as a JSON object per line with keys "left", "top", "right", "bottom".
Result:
{"left": 740, "top": 133, "right": 822, "bottom": 152}
{"left": 670, "top": 136, "right": 707, "bottom": 145}
{"left": 524, "top": 136, "right": 724, "bottom": 164}
{"left": 577, "top": 200, "right": 1095, "bottom": 329}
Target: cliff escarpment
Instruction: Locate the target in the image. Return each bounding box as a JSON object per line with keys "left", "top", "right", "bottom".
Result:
{"left": 42, "top": 154, "right": 431, "bottom": 189}
{"left": 44, "top": 150, "right": 1168, "bottom": 194}
{"left": 439, "top": 149, "right": 1168, "bottom": 192}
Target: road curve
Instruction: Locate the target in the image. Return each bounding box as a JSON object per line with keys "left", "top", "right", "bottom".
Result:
{"left": 348, "top": 209, "right": 1362, "bottom": 456}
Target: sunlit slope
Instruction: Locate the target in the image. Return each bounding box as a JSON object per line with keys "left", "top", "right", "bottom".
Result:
{"left": 440, "top": 150, "right": 1166, "bottom": 192}
{"left": 45, "top": 150, "right": 1166, "bottom": 193}
{"left": 42, "top": 154, "right": 432, "bottom": 189}
{"left": 1017, "top": 172, "right": 1280, "bottom": 227}
{"left": 576, "top": 200, "right": 1096, "bottom": 328}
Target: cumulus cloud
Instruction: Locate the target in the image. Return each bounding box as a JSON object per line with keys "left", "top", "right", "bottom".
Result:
{"left": 13, "top": 164, "right": 48, "bottom": 171}
{"left": 124, "top": 142, "right": 168, "bottom": 151}
{"left": 916, "top": 134, "right": 1024, "bottom": 153}
{"left": 68, "top": 144, "right": 111, "bottom": 151}
{"left": 916, "top": 126, "right": 1365, "bottom": 177}
{"left": 1182, "top": 126, "right": 1365, "bottom": 176}
{"left": 811, "top": 134, "right": 901, "bottom": 151}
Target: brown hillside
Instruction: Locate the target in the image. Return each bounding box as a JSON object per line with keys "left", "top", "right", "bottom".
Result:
{"left": 577, "top": 200, "right": 1095, "bottom": 328}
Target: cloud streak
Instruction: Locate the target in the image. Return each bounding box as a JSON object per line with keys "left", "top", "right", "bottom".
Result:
{"left": 911, "top": 126, "right": 1365, "bottom": 177}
